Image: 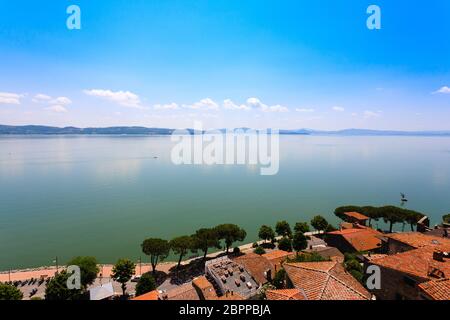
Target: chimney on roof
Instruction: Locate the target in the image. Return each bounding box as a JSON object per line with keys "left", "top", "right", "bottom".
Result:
{"left": 433, "top": 250, "right": 444, "bottom": 262}
{"left": 266, "top": 269, "right": 272, "bottom": 282}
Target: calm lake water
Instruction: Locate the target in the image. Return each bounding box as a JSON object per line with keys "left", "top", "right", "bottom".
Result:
{"left": 1, "top": 135, "right": 450, "bottom": 270}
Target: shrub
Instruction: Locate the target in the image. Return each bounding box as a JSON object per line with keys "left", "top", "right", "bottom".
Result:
{"left": 135, "top": 273, "right": 156, "bottom": 296}
{"left": 253, "top": 246, "right": 266, "bottom": 255}
{"left": 0, "top": 283, "right": 23, "bottom": 300}
{"left": 289, "top": 252, "right": 328, "bottom": 263}
{"left": 278, "top": 237, "right": 293, "bottom": 252}
{"left": 45, "top": 271, "right": 83, "bottom": 300}
{"left": 349, "top": 269, "right": 363, "bottom": 283}
{"left": 272, "top": 269, "right": 286, "bottom": 289}
{"left": 233, "top": 247, "right": 241, "bottom": 255}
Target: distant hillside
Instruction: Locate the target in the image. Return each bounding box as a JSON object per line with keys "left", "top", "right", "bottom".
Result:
{"left": 303, "top": 128, "right": 450, "bottom": 136}
{"left": 0, "top": 125, "right": 174, "bottom": 135}
{"left": 1, "top": 125, "right": 450, "bottom": 136}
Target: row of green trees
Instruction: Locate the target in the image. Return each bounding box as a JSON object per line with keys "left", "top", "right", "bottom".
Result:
{"left": 258, "top": 215, "right": 334, "bottom": 243}
{"left": 256, "top": 216, "right": 335, "bottom": 254}
{"left": 334, "top": 205, "right": 425, "bottom": 232}
{"left": 142, "top": 224, "right": 247, "bottom": 275}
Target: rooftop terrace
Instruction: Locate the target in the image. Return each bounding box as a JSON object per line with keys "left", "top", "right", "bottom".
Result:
{"left": 205, "top": 256, "right": 259, "bottom": 299}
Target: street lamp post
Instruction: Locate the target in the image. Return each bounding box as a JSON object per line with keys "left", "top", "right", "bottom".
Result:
{"left": 138, "top": 257, "right": 142, "bottom": 275}
{"left": 99, "top": 264, "right": 103, "bottom": 285}
{"left": 53, "top": 256, "right": 59, "bottom": 274}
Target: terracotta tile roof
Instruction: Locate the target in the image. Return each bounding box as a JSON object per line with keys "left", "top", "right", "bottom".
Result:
{"left": 232, "top": 252, "right": 272, "bottom": 285}
{"left": 192, "top": 276, "right": 218, "bottom": 300}
{"left": 283, "top": 261, "right": 371, "bottom": 300}
{"left": 418, "top": 279, "right": 450, "bottom": 300}
{"left": 386, "top": 232, "right": 450, "bottom": 249}
{"left": 363, "top": 254, "right": 388, "bottom": 261}
{"left": 344, "top": 212, "right": 369, "bottom": 221}
{"left": 164, "top": 283, "right": 200, "bottom": 300}
{"left": 304, "top": 247, "right": 344, "bottom": 260}
{"left": 262, "top": 250, "right": 293, "bottom": 271}
{"left": 266, "top": 289, "right": 306, "bottom": 300}
{"left": 192, "top": 276, "right": 213, "bottom": 290}
{"left": 263, "top": 250, "right": 292, "bottom": 261}
{"left": 370, "top": 244, "right": 450, "bottom": 280}
{"left": 132, "top": 290, "right": 159, "bottom": 300}
{"left": 425, "top": 228, "right": 450, "bottom": 238}
{"left": 215, "top": 292, "right": 245, "bottom": 300}
{"left": 328, "top": 227, "right": 383, "bottom": 252}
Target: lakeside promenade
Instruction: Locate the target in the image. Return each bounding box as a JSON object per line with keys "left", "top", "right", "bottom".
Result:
{"left": 0, "top": 231, "right": 324, "bottom": 282}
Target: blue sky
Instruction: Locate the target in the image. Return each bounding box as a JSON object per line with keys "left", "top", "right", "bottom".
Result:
{"left": 0, "top": 0, "right": 449, "bottom": 130}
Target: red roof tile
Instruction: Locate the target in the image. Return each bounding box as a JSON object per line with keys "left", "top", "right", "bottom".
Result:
{"left": 328, "top": 227, "right": 383, "bottom": 252}
{"left": 418, "top": 279, "right": 450, "bottom": 300}
{"left": 370, "top": 244, "right": 450, "bottom": 280}
{"left": 132, "top": 290, "right": 159, "bottom": 301}
{"left": 262, "top": 250, "right": 293, "bottom": 271}
{"left": 232, "top": 253, "right": 272, "bottom": 285}
{"left": 163, "top": 283, "right": 200, "bottom": 300}
{"left": 215, "top": 293, "right": 245, "bottom": 300}
{"left": 386, "top": 232, "right": 450, "bottom": 249}
{"left": 344, "top": 212, "right": 369, "bottom": 221}
{"left": 266, "top": 289, "right": 306, "bottom": 300}
{"left": 283, "top": 261, "right": 371, "bottom": 300}
{"left": 192, "top": 276, "right": 218, "bottom": 300}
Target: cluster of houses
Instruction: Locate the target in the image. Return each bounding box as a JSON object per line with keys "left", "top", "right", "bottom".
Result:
{"left": 132, "top": 212, "right": 449, "bottom": 301}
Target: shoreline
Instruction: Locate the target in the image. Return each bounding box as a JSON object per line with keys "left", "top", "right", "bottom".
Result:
{"left": 0, "top": 231, "right": 322, "bottom": 282}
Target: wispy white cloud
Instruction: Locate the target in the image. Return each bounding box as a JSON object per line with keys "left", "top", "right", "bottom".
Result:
{"left": 363, "top": 110, "right": 381, "bottom": 119}
{"left": 295, "top": 108, "right": 315, "bottom": 113}
{"left": 223, "top": 99, "right": 251, "bottom": 111}
{"left": 183, "top": 98, "right": 219, "bottom": 110}
{"left": 33, "top": 94, "right": 72, "bottom": 112}
{"left": 433, "top": 86, "right": 450, "bottom": 94}
{"left": 84, "top": 89, "right": 144, "bottom": 109}
{"left": 0, "top": 92, "right": 22, "bottom": 105}
{"left": 246, "top": 97, "right": 289, "bottom": 113}
{"left": 50, "top": 96, "right": 72, "bottom": 106}
{"left": 45, "top": 105, "right": 68, "bottom": 113}
{"left": 32, "top": 94, "right": 52, "bottom": 103}
{"left": 265, "top": 104, "right": 289, "bottom": 113}
{"left": 246, "top": 97, "right": 266, "bottom": 110}
{"left": 153, "top": 102, "right": 179, "bottom": 110}
{"left": 332, "top": 106, "right": 345, "bottom": 112}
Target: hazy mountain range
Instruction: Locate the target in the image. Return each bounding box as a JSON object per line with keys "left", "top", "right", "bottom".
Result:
{"left": 1, "top": 125, "right": 450, "bottom": 136}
